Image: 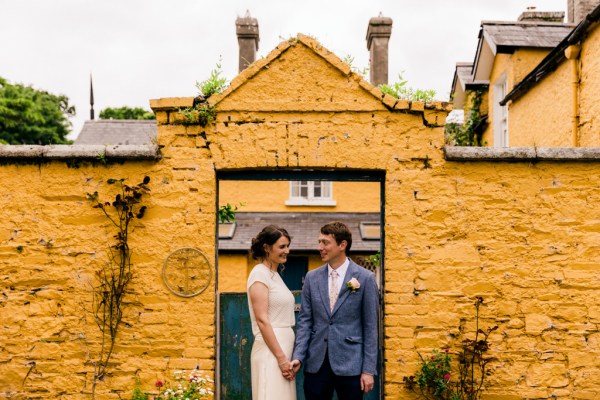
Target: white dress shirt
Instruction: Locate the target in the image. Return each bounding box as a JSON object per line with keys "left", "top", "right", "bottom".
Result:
{"left": 328, "top": 257, "right": 349, "bottom": 296}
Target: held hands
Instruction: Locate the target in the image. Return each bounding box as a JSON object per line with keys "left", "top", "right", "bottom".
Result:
{"left": 290, "top": 359, "right": 301, "bottom": 375}
{"left": 278, "top": 358, "right": 295, "bottom": 381}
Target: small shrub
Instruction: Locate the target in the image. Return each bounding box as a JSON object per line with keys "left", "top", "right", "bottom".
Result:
{"left": 379, "top": 73, "right": 436, "bottom": 102}
{"left": 404, "top": 297, "right": 497, "bottom": 400}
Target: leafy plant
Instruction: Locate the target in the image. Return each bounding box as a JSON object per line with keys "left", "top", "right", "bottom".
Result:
{"left": 100, "top": 106, "right": 155, "bottom": 120}
{"left": 178, "top": 61, "right": 228, "bottom": 126}
{"left": 369, "top": 251, "right": 381, "bottom": 266}
{"left": 178, "top": 103, "right": 216, "bottom": 127}
{"left": 196, "top": 62, "right": 228, "bottom": 98}
{"left": 156, "top": 368, "right": 214, "bottom": 399}
{"left": 131, "top": 377, "right": 150, "bottom": 400}
{"left": 86, "top": 176, "right": 150, "bottom": 398}
{"left": 379, "top": 73, "right": 436, "bottom": 102}
{"left": 217, "top": 202, "right": 245, "bottom": 224}
{"left": 404, "top": 297, "right": 497, "bottom": 400}
{"left": 342, "top": 55, "right": 369, "bottom": 78}
{"left": 446, "top": 89, "right": 485, "bottom": 146}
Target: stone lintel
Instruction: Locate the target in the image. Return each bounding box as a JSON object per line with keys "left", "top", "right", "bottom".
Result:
{"left": 0, "top": 145, "right": 160, "bottom": 160}
{"left": 444, "top": 146, "right": 600, "bottom": 161}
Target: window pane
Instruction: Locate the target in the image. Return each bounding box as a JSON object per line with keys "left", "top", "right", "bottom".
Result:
{"left": 313, "top": 181, "right": 322, "bottom": 198}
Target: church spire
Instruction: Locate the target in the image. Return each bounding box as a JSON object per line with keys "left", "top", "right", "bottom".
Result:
{"left": 90, "top": 74, "right": 95, "bottom": 120}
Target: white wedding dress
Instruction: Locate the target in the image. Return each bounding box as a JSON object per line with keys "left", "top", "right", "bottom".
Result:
{"left": 247, "top": 264, "right": 297, "bottom": 400}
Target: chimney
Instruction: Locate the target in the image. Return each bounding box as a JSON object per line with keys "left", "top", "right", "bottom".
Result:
{"left": 366, "top": 13, "right": 392, "bottom": 86}
{"left": 568, "top": 0, "right": 600, "bottom": 23}
{"left": 236, "top": 10, "right": 259, "bottom": 73}
{"left": 518, "top": 7, "right": 565, "bottom": 22}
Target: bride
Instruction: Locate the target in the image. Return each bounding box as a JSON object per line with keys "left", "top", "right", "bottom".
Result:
{"left": 247, "top": 225, "right": 297, "bottom": 399}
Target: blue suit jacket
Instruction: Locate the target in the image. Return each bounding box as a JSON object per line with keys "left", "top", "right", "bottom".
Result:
{"left": 292, "top": 259, "right": 379, "bottom": 376}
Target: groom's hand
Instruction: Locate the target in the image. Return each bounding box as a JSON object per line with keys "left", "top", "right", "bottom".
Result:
{"left": 290, "top": 359, "right": 302, "bottom": 375}
{"left": 360, "top": 373, "right": 374, "bottom": 393}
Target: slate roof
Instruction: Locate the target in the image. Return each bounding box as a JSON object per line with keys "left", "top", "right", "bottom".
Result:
{"left": 218, "top": 212, "right": 380, "bottom": 252}
{"left": 74, "top": 120, "right": 158, "bottom": 145}
{"left": 481, "top": 21, "right": 575, "bottom": 50}
{"left": 502, "top": 3, "right": 600, "bottom": 104}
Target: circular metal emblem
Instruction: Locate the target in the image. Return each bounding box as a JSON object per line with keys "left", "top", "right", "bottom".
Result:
{"left": 162, "top": 248, "right": 212, "bottom": 297}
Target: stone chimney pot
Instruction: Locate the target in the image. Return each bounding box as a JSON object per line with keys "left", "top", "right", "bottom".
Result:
{"left": 366, "top": 14, "right": 393, "bottom": 86}
{"left": 236, "top": 10, "right": 259, "bottom": 73}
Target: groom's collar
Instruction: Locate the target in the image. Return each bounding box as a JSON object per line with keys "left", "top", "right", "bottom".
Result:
{"left": 328, "top": 257, "right": 350, "bottom": 279}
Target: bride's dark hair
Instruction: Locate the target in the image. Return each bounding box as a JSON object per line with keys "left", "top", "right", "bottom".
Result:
{"left": 250, "top": 225, "right": 291, "bottom": 261}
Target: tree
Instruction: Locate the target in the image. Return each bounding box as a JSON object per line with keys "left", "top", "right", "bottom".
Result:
{"left": 0, "top": 76, "right": 75, "bottom": 144}
{"left": 99, "top": 106, "right": 155, "bottom": 120}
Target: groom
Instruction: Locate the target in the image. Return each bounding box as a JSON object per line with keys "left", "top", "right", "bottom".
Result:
{"left": 291, "top": 221, "right": 379, "bottom": 399}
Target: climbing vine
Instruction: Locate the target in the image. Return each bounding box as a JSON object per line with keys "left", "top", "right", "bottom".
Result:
{"left": 446, "top": 89, "right": 485, "bottom": 146}
{"left": 86, "top": 176, "right": 150, "bottom": 398}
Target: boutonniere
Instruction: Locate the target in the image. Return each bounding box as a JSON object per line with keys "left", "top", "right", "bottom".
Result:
{"left": 347, "top": 277, "right": 360, "bottom": 293}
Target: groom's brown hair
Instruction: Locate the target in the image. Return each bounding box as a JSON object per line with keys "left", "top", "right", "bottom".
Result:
{"left": 321, "top": 221, "right": 352, "bottom": 253}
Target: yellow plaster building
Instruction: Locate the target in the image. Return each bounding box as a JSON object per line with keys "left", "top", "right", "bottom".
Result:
{"left": 2, "top": 32, "right": 600, "bottom": 400}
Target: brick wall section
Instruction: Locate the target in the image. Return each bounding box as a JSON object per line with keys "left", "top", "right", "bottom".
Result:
{"left": 1, "top": 34, "right": 600, "bottom": 399}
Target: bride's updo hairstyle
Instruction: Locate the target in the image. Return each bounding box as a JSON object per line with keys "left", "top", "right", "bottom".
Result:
{"left": 250, "top": 225, "right": 291, "bottom": 261}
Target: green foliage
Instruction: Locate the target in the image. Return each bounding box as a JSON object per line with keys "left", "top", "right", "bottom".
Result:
{"left": 369, "top": 251, "right": 381, "bottom": 266}
{"left": 156, "top": 368, "right": 213, "bottom": 399}
{"left": 379, "top": 73, "right": 436, "bottom": 102}
{"left": 0, "top": 76, "right": 74, "bottom": 144}
{"left": 217, "top": 202, "right": 245, "bottom": 224}
{"left": 179, "top": 61, "right": 228, "bottom": 126}
{"left": 342, "top": 55, "right": 369, "bottom": 78}
{"left": 446, "top": 89, "right": 485, "bottom": 146}
{"left": 99, "top": 106, "right": 155, "bottom": 120}
{"left": 196, "top": 62, "right": 228, "bottom": 98}
{"left": 131, "top": 377, "right": 149, "bottom": 400}
{"left": 404, "top": 297, "right": 497, "bottom": 400}
{"left": 178, "top": 104, "right": 216, "bottom": 127}
{"left": 86, "top": 176, "right": 150, "bottom": 398}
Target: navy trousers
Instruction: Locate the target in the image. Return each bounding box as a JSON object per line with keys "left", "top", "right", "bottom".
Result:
{"left": 303, "top": 352, "right": 363, "bottom": 400}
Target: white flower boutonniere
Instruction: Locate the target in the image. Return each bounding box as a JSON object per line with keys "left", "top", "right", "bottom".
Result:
{"left": 347, "top": 277, "right": 360, "bottom": 293}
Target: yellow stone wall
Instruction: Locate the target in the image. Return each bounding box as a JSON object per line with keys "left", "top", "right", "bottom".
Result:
{"left": 481, "top": 49, "right": 552, "bottom": 147}
{"left": 2, "top": 35, "right": 600, "bottom": 400}
{"left": 579, "top": 24, "right": 600, "bottom": 146}
{"left": 0, "top": 157, "right": 217, "bottom": 398}
{"left": 508, "top": 61, "right": 573, "bottom": 147}
{"left": 219, "top": 180, "right": 380, "bottom": 212}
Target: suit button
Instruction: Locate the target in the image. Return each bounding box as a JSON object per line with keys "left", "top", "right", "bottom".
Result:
{"left": 324, "top": 338, "right": 328, "bottom": 342}
{"left": 329, "top": 321, "right": 333, "bottom": 325}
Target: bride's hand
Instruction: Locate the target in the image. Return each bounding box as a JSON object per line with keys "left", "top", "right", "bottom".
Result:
{"left": 278, "top": 359, "right": 294, "bottom": 380}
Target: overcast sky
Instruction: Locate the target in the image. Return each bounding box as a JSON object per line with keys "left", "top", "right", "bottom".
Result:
{"left": 1, "top": 0, "right": 567, "bottom": 139}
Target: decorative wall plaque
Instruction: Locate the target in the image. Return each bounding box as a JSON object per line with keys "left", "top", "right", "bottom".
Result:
{"left": 162, "top": 247, "right": 212, "bottom": 297}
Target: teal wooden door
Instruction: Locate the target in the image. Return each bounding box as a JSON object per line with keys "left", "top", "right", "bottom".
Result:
{"left": 219, "top": 291, "right": 380, "bottom": 399}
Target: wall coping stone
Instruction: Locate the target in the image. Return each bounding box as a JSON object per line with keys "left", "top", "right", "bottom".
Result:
{"left": 444, "top": 146, "right": 600, "bottom": 161}
{"left": 0, "top": 144, "right": 160, "bottom": 160}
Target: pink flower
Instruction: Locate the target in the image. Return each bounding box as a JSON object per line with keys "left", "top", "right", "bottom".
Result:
{"left": 155, "top": 380, "right": 164, "bottom": 388}
{"left": 444, "top": 373, "right": 451, "bottom": 381}
{"left": 347, "top": 277, "right": 360, "bottom": 292}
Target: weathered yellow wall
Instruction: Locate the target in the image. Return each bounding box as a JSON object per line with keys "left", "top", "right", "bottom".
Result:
{"left": 219, "top": 180, "right": 380, "bottom": 212}
{"left": 2, "top": 34, "right": 600, "bottom": 400}
{"left": 481, "top": 49, "right": 551, "bottom": 147}
{"left": 509, "top": 61, "right": 573, "bottom": 146}
{"left": 579, "top": 24, "right": 600, "bottom": 146}
{"left": 0, "top": 154, "right": 217, "bottom": 398}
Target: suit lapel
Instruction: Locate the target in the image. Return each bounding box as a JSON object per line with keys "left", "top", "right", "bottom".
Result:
{"left": 331, "top": 261, "right": 357, "bottom": 316}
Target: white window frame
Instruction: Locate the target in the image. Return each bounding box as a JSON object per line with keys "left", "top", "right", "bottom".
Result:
{"left": 285, "top": 181, "right": 336, "bottom": 206}
{"left": 493, "top": 73, "right": 509, "bottom": 147}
